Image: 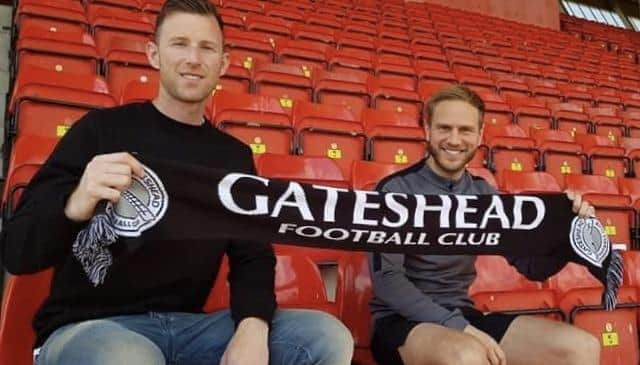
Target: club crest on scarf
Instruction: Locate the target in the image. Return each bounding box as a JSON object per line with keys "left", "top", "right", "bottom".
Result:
{"left": 73, "top": 165, "right": 168, "bottom": 286}
{"left": 105, "top": 166, "right": 168, "bottom": 237}
{"left": 570, "top": 216, "right": 610, "bottom": 268}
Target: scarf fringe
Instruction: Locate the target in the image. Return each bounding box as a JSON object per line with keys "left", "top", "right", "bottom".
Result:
{"left": 71, "top": 213, "right": 118, "bottom": 286}
{"left": 604, "top": 249, "right": 623, "bottom": 311}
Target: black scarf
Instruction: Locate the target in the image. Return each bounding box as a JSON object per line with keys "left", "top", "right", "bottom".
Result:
{"left": 72, "top": 156, "right": 623, "bottom": 310}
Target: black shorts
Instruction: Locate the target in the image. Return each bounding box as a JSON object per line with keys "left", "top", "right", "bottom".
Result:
{"left": 370, "top": 308, "right": 517, "bottom": 365}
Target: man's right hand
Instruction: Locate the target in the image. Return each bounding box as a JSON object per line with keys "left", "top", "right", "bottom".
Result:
{"left": 464, "top": 324, "right": 507, "bottom": 365}
{"left": 64, "top": 152, "right": 145, "bottom": 222}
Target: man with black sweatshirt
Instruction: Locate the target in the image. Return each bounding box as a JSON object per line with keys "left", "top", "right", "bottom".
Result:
{"left": 369, "top": 85, "right": 601, "bottom": 365}
{"left": 2, "top": 1, "right": 353, "bottom": 364}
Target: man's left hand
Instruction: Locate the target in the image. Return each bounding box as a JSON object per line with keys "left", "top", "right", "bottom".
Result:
{"left": 221, "top": 317, "right": 269, "bottom": 365}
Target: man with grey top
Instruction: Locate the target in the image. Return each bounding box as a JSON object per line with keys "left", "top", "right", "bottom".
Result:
{"left": 369, "top": 85, "right": 600, "bottom": 365}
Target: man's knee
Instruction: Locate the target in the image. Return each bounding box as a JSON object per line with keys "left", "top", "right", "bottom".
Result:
{"left": 400, "top": 324, "right": 487, "bottom": 365}
{"left": 320, "top": 313, "right": 354, "bottom": 360}
{"left": 271, "top": 309, "right": 353, "bottom": 365}
{"left": 557, "top": 329, "right": 600, "bottom": 364}
{"left": 91, "top": 341, "right": 165, "bottom": 365}
{"left": 298, "top": 310, "right": 353, "bottom": 362}
{"left": 38, "top": 319, "right": 165, "bottom": 365}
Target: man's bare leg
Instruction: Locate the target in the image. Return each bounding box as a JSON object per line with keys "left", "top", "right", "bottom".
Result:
{"left": 398, "top": 323, "right": 489, "bottom": 365}
{"left": 499, "top": 316, "right": 600, "bottom": 365}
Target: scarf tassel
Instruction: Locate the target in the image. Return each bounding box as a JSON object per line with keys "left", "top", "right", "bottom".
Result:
{"left": 603, "top": 249, "right": 624, "bottom": 311}
{"left": 71, "top": 213, "right": 118, "bottom": 286}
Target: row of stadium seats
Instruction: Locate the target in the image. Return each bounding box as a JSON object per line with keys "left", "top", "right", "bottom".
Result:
{"left": 13, "top": 4, "right": 640, "bottom": 71}
{"left": 561, "top": 14, "right": 640, "bottom": 56}
{"left": 13, "top": 77, "right": 640, "bottom": 185}
{"left": 12, "top": 0, "right": 640, "bottom": 77}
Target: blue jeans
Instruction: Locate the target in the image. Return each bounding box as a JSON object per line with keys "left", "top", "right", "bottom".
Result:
{"left": 35, "top": 309, "right": 353, "bottom": 365}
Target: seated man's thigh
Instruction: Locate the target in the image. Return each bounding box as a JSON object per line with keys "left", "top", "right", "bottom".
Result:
{"left": 37, "top": 318, "right": 165, "bottom": 365}
{"left": 269, "top": 309, "right": 353, "bottom": 365}
{"left": 400, "top": 323, "right": 488, "bottom": 365}
{"left": 500, "top": 316, "right": 600, "bottom": 365}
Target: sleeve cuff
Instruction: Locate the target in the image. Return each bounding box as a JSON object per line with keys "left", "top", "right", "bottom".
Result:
{"left": 441, "top": 310, "right": 469, "bottom": 330}
{"left": 231, "top": 299, "right": 276, "bottom": 329}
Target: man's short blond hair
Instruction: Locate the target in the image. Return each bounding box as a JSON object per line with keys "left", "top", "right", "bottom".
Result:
{"left": 424, "top": 85, "right": 485, "bottom": 128}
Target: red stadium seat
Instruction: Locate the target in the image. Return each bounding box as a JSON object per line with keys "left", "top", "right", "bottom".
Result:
{"left": 9, "top": 66, "right": 115, "bottom": 141}
{"left": 541, "top": 65, "right": 570, "bottom": 84}
{"left": 252, "top": 61, "right": 313, "bottom": 103}
{"left": 90, "top": 0, "right": 140, "bottom": 11}
{"left": 499, "top": 170, "right": 561, "bottom": 193}
{"left": 0, "top": 270, "right": 54, "bottom": 365}
{"left": 1, "top": 163, "right": 42, "bottom": 218}
{"left": 313, "top": 70, "right": 369, "bottom": 113}
{"left": 291, "top": 23, "right": 336, "bottom": 45}
{"left": 224, "top": 50, "right": 253, "bottom": 93}
{"left": 567, "top": 70, "right": 596, "bottom": 88}
{"left": 478, "top": 92, "right": 513, "bottom": 126}
{"left": 16, "top": 2, "right": 88, "bottom": 36}
{"left": 453, "top": 67, "right": 496, "bottom": 94}
{"left": 618, "top": 178, "right": 640, "bottom": 206}
{"left": 415, "top": 59, "right": 456, "bottom": 85}
{"left": 305, "top": 12, "right": 343, "bottom": 30}
{"left": 574, "top": 134, "right": 629, "bottom": 179}
{"left": 483, "top": 124, "right": 538, "bottom": 174}
{"left": 202, "top": 253, "right": 340, "bottom": 318}
{"left": 222, "top": 0, "right": 264, "bottom": 14}
{"left": 99, "top": 35, "right": 154, "bottom": 99}
{"left": 275, "top": 38, "right": 330, "bottom": 70}
{"left": 528, "top": 79, "right": 562, "bottom": 104}
{"left": 531, "top": 129, "right": 585, "bottom": 188}
{"left": 256, "top": 153, "right": 349, "bottom": 188}
{"left": 16, "top": 26, "right": 98, "bottom": 75}
{"left": 87, "top": 4, "right": 154, "bottom": 55}
{"left": 223, "top": 28, "right": 275, "bottom": 65}
{"left": 592, "top": 88, "right": 623, "bottom": 109}
{"left": 586, "top": 107, "right": 625, "bottom": 139}
{"left": 549, "top": 102, "right": 591, "bottom": 135}
{"left": 368, "top": 77, "right": 422, "bottom": 121}
{"left": 341, "top": 252, "right": 376, "bottom": 365}
{"left": 119, "top": 75, "right": 158, "bottom": 104}
{"left": 362, "top": 108, "right": 426, "bottom": 165}
{"left": 246, "top": 14, "right": 292, "bottom": 38}
{"left": 375, "top": 54, "right": 415, "bottom": 86}
{"left": 622, "top": 110, "right": 640, "bottom": 138}
{"left": 5, "top": 137, "right": 58, "bottom": 196}
{"left": 292, "top": 101, "right": 366, "bottom": 173}
{"left": 494, "top": 74, "right": 530, "bottom": 99}
{"left": 470, "top": 256, "right": 560, "bottom": 318}
{"left": 255, "top": 153, "right": 351, "bottom": 307}
{"left": 217, "top": 8, "right": 245, "bottom": 29}
{"left": 512, "top": 61, "right": 543, "bottom": 80}
{"left": 546, "top": 264, "right": 639, "bottom": 365}
{"left": 0, "top": 153, "right": 53, "bottom": 365}
{"left": 351, "top": 159, "right": 407, "bottom": 191}
{"left": 565, "top": 174, "right": 632, "bottom": 249}
{"left": 558, "top": 84, "right": 593, "bottom": 108}
{"left": 507, "top": 96, "right": 552, "bottom": 133}
{"left": 211, "top": 91, "right": 294, "bottom": 156}
{"left": 467, "top": 167, "right": 498, "bottom": 189}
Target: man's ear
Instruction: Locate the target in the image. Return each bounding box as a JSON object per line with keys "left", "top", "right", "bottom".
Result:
{"left": 146, "top": 40, "right": 160, "bottom": 70}
{"left": 219, "top": 52, "right": 230, "bottom": 77}
{"left": 478, "top": 122, "right": 485, "bottom": 144}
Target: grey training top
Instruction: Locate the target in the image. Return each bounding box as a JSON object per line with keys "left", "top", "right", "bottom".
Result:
{"left": 369, "top": 159, "right": 566, "bottom": 329}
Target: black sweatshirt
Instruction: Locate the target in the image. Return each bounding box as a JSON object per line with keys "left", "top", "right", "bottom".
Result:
{"left": 1, "top": 102, "right": 277, "bottom": 348}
